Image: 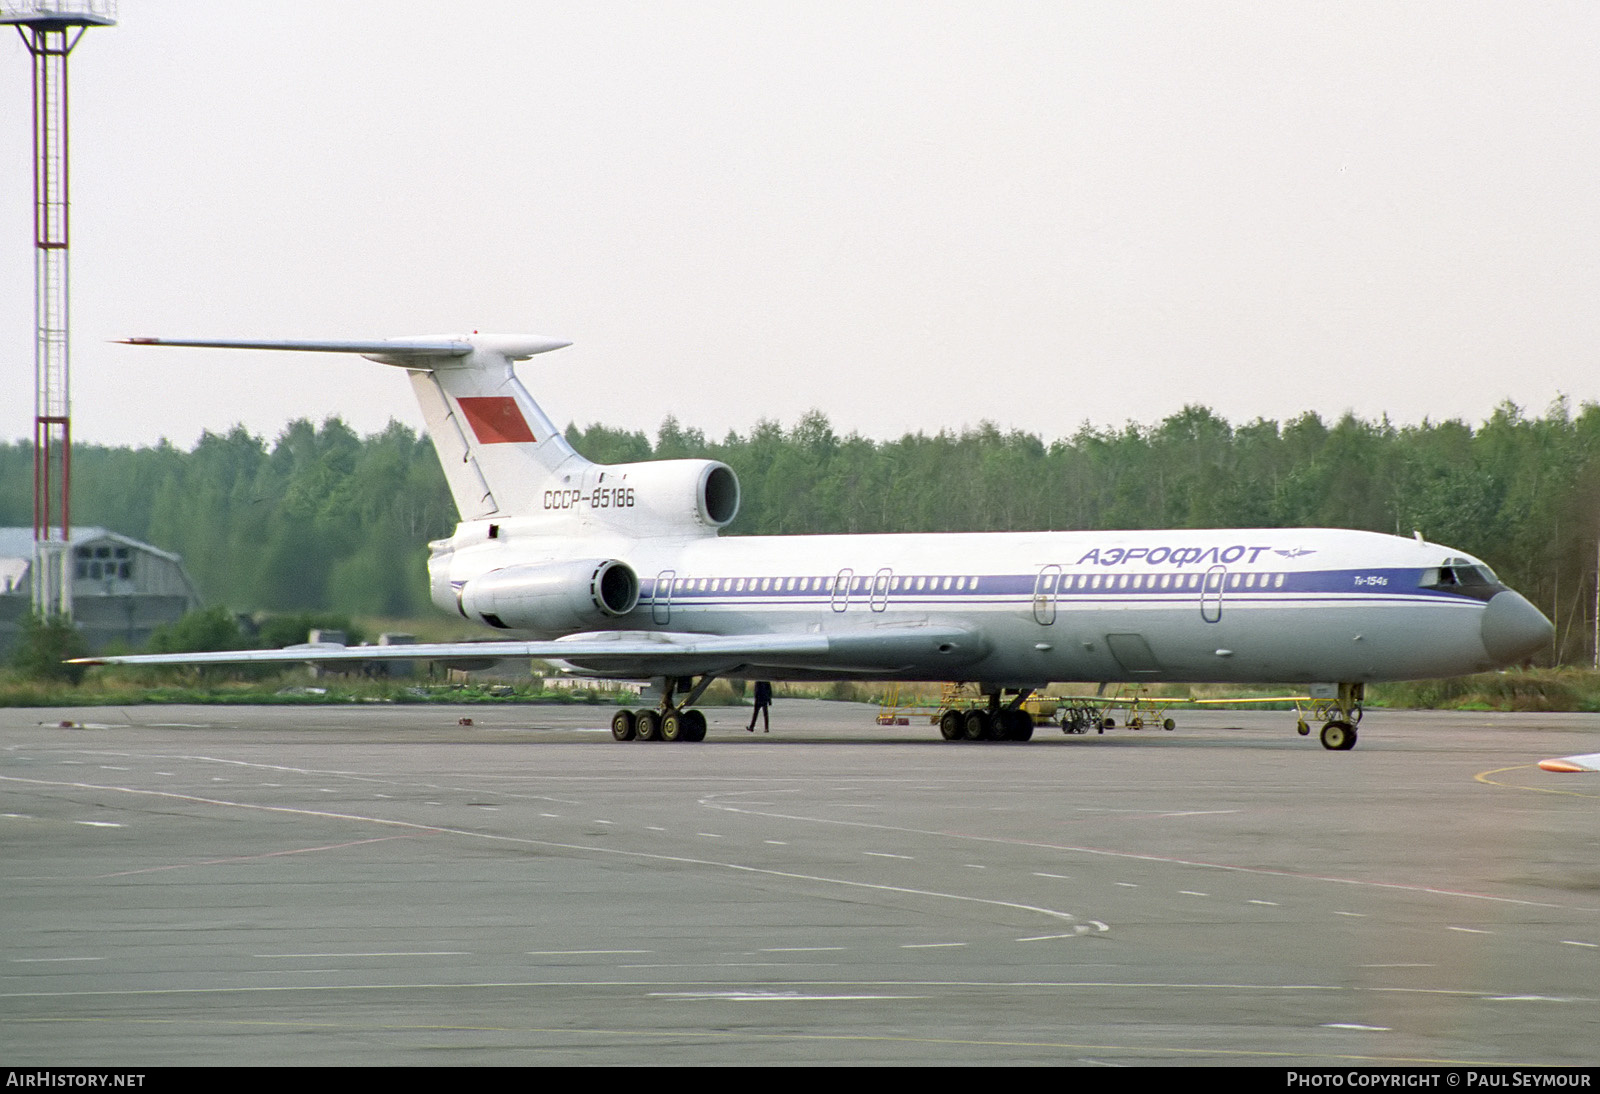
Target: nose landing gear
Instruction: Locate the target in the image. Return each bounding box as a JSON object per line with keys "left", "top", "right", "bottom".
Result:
{"left": 1303, "top": 683, "right": 1362, "bottom": 751}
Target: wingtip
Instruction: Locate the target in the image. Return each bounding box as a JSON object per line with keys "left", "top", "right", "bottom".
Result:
{"left": 1538, "top": 757, "right": 1596, "bottom": 773}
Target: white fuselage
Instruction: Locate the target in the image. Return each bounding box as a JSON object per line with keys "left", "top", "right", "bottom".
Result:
{"left": 437, "top": 522, "right": 1524, "bottom": 686}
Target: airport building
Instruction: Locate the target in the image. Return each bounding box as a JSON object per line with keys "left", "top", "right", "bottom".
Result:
{"left": 0, "top": 527, "right": 202, "bottom": 656}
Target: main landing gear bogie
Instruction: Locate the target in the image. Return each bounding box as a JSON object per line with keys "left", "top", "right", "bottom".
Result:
{"left": 610, "top": 674, "right": 716, "bottom": 743}
{"left": 939, "top": 698, "right": 1036, "bottom": 743}
{"left": 611, "top": 706, "right": 707, "bottom": 743}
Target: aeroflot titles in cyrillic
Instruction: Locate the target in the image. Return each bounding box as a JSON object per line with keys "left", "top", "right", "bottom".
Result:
{"left": 1075, "top": 545, "right": 1274, "bottom": 567}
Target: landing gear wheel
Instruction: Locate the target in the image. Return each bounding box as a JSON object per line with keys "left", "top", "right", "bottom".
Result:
{"left": 962, "top": 710, "right": 990, "bottom": 742}
{"left": 1162, "top": 718, "right": 1175, "bottom": 732}
{"left": 1129, "top": 717, "right": 1143, "bottom": 730}
{"left": 683, "top": 709, "right": 707, "bottom": 742}
{"left": 661, "top": 710, "right": 685, "bottom": 742}
{"left": 1002, "top": 710, "right": 1034, "bottom": 741}
{"left": 1296, "top": 720, "right": 1311, "bottom": 736}
{"left": 1320, "top": 720, "right": 1357, "bottom": 751}
{"left": 939, "top": 709, "right": 964, "bottom": 741}
{"left": 1102, "top": 717, "right": 1115, "bottom": 730}
{"left": 611, "top": 709, "right": 636, "bottom": 741}
{"left": 635, "top": 710, "right": 661, "bottom": 741}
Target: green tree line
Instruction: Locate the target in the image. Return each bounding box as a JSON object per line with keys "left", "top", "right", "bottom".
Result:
{"left": 5, "top": 398, "right": 1599, "bottom": 662}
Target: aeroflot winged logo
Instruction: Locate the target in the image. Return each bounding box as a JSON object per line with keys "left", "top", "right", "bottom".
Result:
{"left": 458, "top": 397, "right": 537, "bottom": 444}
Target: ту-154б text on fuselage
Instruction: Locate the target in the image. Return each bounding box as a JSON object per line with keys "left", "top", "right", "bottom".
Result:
{"left": 81, "top": 333, "right": 1554, "bottom": 750}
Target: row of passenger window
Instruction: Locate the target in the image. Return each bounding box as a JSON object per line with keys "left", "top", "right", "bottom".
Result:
{"left": 663, "top": 574, "right": 984, "bottom": 594}
{"left": 658, "top": 571, "right": 1291, "bottom": 595}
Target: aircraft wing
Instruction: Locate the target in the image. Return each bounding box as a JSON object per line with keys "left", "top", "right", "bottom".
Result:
{"left": 1537, "top": 752, "right": 1600, "bottom": 773}
{"left": 71, "top": 624, "right": 985, "bottom": 678}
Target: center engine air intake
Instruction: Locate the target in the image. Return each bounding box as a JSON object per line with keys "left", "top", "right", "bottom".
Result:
{"left": 585, "top": 458, "right": 740, "bottom": 532}
{"left": 458, "top": 559, "right": 639, "bottom": 634}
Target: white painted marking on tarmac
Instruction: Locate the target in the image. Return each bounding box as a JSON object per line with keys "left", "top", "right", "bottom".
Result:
{"left": 1, "top": 774, "right": 1089, "bottom": 930}
{"left": 256, "top": 951, "right": 471, "bottom": 959}
{"left": 76, "top": 821, "right": 122, "bottom": 828}
{"left": 525, "top": 950, "right": 652, "bottom": 956}
{"left": 699, "top": 794, "right": 1570, "bottom": 911}
{"left": 11, "top": 957, "right": 104, "bottom": 963}
{"left": 98, "top": 766, "right": 129, "bottom": 771}
{"left": 698, "top": 832, "right": 724, "bottom": 838}
{"left": 1333, "top": 911, "right": 1365, "bottom": 917}
{"left": 763, "top": 840, "right": 786, "bottom": 845}
{"left": 540, "top": 813, "right": 560, "bottom": 818}
{"left": 962, "top": 864, "right": 985, "bottom": 869}
{"left": 1447, "top": 926, "right": 1491, "bottom": 934}
{"left": 1179, "top": 890, "right": 1207, "bottom": 897}
{"left": 1560, "top": 940, "right": 1598, "bottom": 948}
{"left": 592, "top": 819, "right": 612, "bottom": 825}
{"left": 621, "top": 962, "right": 815, "bottom": 970}
{"left": 1157, "top": 810, "right": 1239, "bottom": 818}
{"left": 901, "top": 942, "right": 966, "bottom": 949}
{"left": 1486, "top": 995, "right": 1572, "bottom": 1003}
{"left": 1115, "top": 882, "right": 1138, "bottom": 888}
{"left": 1034, "top": 872, "right": 1070, "bottom": 879}
{"left": 762, "top": 946, "right": 846, "bottom": 953}
{"left": 1248, "top": 900, "right": 1278, "bottom": 906}
{"left": 3, "top": 813, "right": 33, "bottom": 819}
{"left": 1324, "top": 1022, "right": 1389, "bottom": 1031}
{"left": 1361, "top": 963, "right": 1433, "bottom": 968}
{"left": 864, "top": 851, "right": 912, "bottom": 860}
{"left": 651, "top": 990, "right": 922, "bottom": 1002}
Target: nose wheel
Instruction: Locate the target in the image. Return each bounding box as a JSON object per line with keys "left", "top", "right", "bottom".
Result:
{"left": 1319, "top": 720, "right": 1357, "bottom": 751}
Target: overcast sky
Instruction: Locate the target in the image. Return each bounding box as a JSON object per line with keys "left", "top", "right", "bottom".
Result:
{"left": 2, "top": 1, "right": 1597, "bottom": 450}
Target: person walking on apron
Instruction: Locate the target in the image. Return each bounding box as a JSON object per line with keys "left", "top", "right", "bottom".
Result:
{"left": 747, "top": 680, "right": 772, "bottom": 733}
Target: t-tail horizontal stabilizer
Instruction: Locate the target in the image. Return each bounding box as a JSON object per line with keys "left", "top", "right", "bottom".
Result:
{"left": 117, "top": 335, "right": 572, "bottom": 361}
{"left": 118, "top": 333, "right": 582, "bottom": 521}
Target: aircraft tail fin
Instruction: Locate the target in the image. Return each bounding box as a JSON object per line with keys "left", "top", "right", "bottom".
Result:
{"left": 118, "top": 334, "right": 585, "bottom": 521}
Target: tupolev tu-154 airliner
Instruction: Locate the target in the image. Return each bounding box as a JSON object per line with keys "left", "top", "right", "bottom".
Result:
{"left": 78, "top": 333, "right": 1555, "bottom": 750}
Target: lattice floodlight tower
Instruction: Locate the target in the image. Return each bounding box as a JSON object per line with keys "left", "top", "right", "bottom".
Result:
{"left": 1, "top": 1, "right": 116, "bottom": 620}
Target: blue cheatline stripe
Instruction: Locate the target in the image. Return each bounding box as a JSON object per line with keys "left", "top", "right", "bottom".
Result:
{"left": 639, "top": 568, "right": 1476, "bottom": 603}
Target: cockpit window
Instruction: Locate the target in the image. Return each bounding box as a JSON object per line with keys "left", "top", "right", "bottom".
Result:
{"left": 1422, "top": 558, "right": 1502, "bottom": 597}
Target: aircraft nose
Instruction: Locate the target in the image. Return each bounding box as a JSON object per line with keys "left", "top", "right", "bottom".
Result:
{"left": 1480, "top": 590, "right": 1554, "bottom": 665}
